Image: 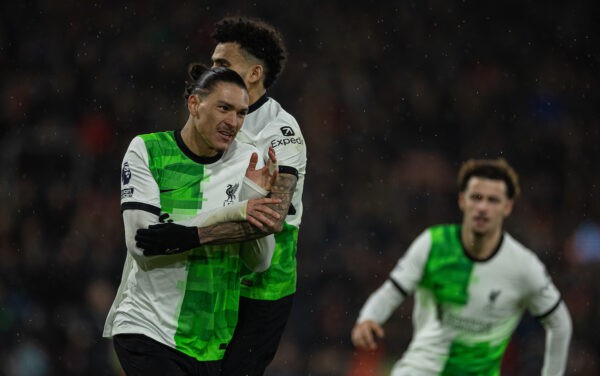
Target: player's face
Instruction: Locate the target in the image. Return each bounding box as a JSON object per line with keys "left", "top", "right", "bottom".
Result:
{"left": 459, "top": 177, "right": 513, "bottom": 237}
{"left": 189, "top": 82, "right": 249, "bottom": 155}
{"left": 211, "top": 43, "right": 253, "bottom": 85}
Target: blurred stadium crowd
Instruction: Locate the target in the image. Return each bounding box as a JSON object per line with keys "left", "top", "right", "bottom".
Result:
{"left": 1, "top": 1, "right": 598, "bottom": 375}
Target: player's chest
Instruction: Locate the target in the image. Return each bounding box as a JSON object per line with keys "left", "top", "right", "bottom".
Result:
{"left": 457, "top": 265, "right": 525, "bottom": 319}
{"left": 157, "top": 161, "right": 247, "bottom": 211}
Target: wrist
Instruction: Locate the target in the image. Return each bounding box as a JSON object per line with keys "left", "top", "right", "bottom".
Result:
{"left": 185, "top": 226, "right": 201, "bottom": 248}
{"left": 241, "top": 176, "right": 269, "bottom": 200}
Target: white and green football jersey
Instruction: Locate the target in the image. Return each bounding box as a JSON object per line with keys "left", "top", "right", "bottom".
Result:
{"left": 103, "top": 130, "right": 262, "bottom": 361}
{"left": 236, "top": 95, "right": 307, "bottom": 300}
{"left": 358, "top": 224, "right": 562, "bottom": 376}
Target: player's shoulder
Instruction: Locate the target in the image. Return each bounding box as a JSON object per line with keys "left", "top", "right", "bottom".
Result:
{"left": 258, "top": 97, "right": 302, "bottom": 133}
{"left": 223, "top": 139, "right": 260, "bottom": 160}
{"left": 136, "top": 130, "right": 175, "bottom": 143}
{"left": 501, "top": 232, "right": 544, "bottom": 266}
{"left": 426, "top": 223, "right": 460, "bottom": 240}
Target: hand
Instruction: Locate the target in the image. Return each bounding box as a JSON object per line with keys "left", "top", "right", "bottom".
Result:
{"left": 246, "top": 197, "right": 283, "bottom": 232}
{"left": 135, "top": 223, "right": 200, "bottom": 256}
{"left": 245, "top": 147, "right": 278, "bottom": 191}
{"left": 351, "top": 320, "right": 385, "bottom": 351}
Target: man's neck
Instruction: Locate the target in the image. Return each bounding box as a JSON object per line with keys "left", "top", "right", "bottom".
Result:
{"left": 180, "top": 123, "right": 215, "bottom": 157}
{"left": 248, "top": 85, "right": 267, "bottom": 106}
{"left": 461, "top": 227, "right": 502, "bottom": 260}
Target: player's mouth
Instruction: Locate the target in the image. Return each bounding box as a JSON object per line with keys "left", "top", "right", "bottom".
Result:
{"left": 473, "top": 215, "right": 488, "bottom": 227}
{"left": 217, "top": 129, "right": 235, "bottom": 142}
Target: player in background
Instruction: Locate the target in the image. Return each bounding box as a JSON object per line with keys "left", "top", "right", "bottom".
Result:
{"left": 104, "top": 66, "right": 284, "bottom": 376}
{"left": 352, "top": 158, "right": 572, "bottom": 376}
{"left": 210, "top": 17, "right": 307, "bottom": 376}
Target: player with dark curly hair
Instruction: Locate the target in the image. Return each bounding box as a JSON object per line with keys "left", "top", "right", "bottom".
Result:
{"left": 211, "top": 17, "right": 307, "bottom": 376}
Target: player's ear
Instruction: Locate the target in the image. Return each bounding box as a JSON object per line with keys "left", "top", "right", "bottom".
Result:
{"left": 247, "top": 64, "right": 264, "bottom": 85}
{"left": 458, "top": 192, "right": 466, "bottom": 212}
{"left": 187, "top": 94, "right": 201, "bottom": 116}
{"left": 503, "top": 198, "right": 514, "bottom": 217}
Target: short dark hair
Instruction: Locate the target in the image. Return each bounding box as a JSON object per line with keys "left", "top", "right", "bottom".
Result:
{"left": 212, "top": 17, "right": 287, "bottom": 89}
{"left": 183, "top": 63, "right": 247, "bottom": 100}
{"left": 457, "top": 158, "right": 520, "bottom": 199}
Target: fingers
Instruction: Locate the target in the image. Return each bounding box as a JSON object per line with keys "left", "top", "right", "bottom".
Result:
{"left": 246, "top": 215, "right": 270, "bottom": 231}
{"left": 246, "top": 152, "right": 259, "bottom": 173}
{"left": 372, "top": 323, "right": 385, "bottom": 340}
{"left": 351, "top": 321, "right": 384, "bottom": 351}
{"left": 248, "top": 198, "right": 282, "bottom": 217}
{"left": 246, "top": 198, "right": 283, "bottom": 231}
{"left": 269, "top": 170, "right": 278, "bottom": 189}
{"left": 148, "top": 223, "right": 167, "bottom": 229}
{"left": 246, "top": 208, "right": 280, "bottom": 231}
{"left": 136, "top": 226, "right": 165, "bottom": 253}
{"left": 251, "top": 205, "right": 281, "bottom": 221}
{"left": 254, "top": 197, "right": 282, "bottom": 205}
{"left": 268, "top": 146, "right": 277, "bottom": 163}
{"left": 267, "top": 147, "right": 277, "bottom": 175}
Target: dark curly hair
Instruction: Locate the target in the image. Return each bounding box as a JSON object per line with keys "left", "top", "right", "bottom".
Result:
{"left": 457, "top": 158, "right": 521, "bottom": 200}
{"left": 212, "top": 17, "right": 287, "bottom": 89}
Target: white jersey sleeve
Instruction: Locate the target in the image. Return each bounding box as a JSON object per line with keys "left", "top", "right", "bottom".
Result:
{"left": 517, "top": 249, "right": 570, "bottom": 376}
{"left": 120, "top": 136, "right": 161, "bottom": 214}
{"left": 389, "top": 229, "right": 431, "bottom": 293}
{"left": 261, "top": 119, "right": 306, "bottom": 173}
{"left": 521, "top": 251, "right": 562, "bottom": 317}
{"left": 357, "top": 230, "right": 431, "bottom": 324}
{"left": 540, "top": 303, "right": 572, "bottom": 376}
{"left": 239, "top": 97, "right": 306, "bottom": 228}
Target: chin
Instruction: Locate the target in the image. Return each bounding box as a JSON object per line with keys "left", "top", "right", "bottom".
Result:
{"left": 471, "top": 227, "right": 488, "bottom": 237}
{"left": 214, "top": 142, "right": 232, "bottom": 152}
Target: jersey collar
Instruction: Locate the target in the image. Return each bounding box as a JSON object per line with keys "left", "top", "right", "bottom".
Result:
{"left": 459, "top": 227, "right": 505, "bottom": 262}
{"left": 248, "top": 93, "right": 269, "bottom": 114}
{"left": 174, "top": 130, "right": 223, "bottom": 165}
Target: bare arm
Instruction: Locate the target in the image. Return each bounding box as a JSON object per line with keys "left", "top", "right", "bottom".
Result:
{"left": 135, "top": 149, "right": 296, "bottom": 255}
{"left": 197, "top": 170, "right": 297, "bottom": 245}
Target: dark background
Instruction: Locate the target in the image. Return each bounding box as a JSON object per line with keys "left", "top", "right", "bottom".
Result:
{"left": 1, "top": 1, "right": 599, "bottom": 375}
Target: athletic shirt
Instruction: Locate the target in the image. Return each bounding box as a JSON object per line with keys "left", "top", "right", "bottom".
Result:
{"left": 368, "top": 224, "right": 562, "bottom": 376}
{"left": 103, "top": 130, "right": 261, "bottom": 361}
{"left": 236, "top": 95, "right": 307, "bottom": 300}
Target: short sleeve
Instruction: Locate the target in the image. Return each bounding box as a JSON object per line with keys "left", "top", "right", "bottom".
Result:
{"left": 523, "top": 252, "right": 562, "bottom": 318}
{"left": 389, "top": 229, "right": 431, "bottom": 294}
{"left": 260, "top": 119, "right": 306, "bottom": 172}
{"left": 120, "top": 136, "right": 161, "bottom": 215}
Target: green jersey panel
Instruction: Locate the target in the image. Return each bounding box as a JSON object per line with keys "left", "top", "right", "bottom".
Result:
{"left": 104, "top": 131, "right": 259, "bottom": 362}
{"left": 421, "top": 225, "right": 474, "bottom": 306}
{"left": 237, "top": 96, "right": 306, "bottom": 300}
{"left": 359, "top": 225, "right": 565, "bottom": 376}
{"left": 240, "top": 223, "right": 298, "bottom": 300}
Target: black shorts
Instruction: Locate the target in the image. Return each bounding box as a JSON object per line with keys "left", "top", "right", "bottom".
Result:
{"left": 113, "top": 333, "right": 221, "bottom": 376}
{"left": 220, "top": 294, "right": 294, "bottom": 376}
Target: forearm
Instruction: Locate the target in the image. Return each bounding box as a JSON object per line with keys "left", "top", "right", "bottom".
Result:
{"left": 357, "top": 280, "right": 405, "bottom": 324}
{"left": 198, "top": 171, "right": 297, "bottom": 245}
{"left": 198, "top": 221, "right": 267, "bottom": 245}
{"left": 177, "top": 200, "right": 247, "bottom": 227}
{"left": 541, "top": 302, "right": 572, "bottom": 376}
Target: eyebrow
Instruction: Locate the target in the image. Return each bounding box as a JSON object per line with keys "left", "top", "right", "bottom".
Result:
{"left": 212, "top": 58, "right": 230, "bottom": 65}
{"left": 216, "top": 100, "right": 248, "bottom": 113}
